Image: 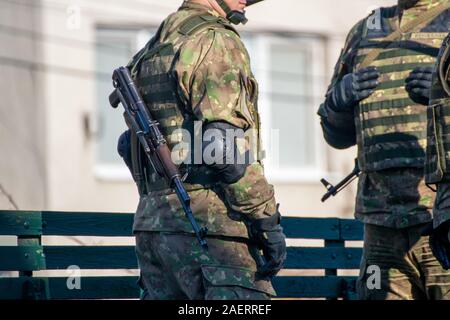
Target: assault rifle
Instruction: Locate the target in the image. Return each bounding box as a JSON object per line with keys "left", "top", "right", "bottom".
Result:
{"left": 109, "top": 66, "right": 208, "bottom": 250}
{"left": 320, "top": 159, "right": 361, "bottom": 202}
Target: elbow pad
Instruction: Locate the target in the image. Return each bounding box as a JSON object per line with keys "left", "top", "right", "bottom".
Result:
{"left": 321, "top": 119, "right": 356, "bottom": 149}
{"left": 318, "top": 100, "right": 356, "bottom": 149}
{"left": 319, "top": 99, "right": 355, "bottom": 129}
{"left": 202, "top": 122, "right": 252, "bottom": 184}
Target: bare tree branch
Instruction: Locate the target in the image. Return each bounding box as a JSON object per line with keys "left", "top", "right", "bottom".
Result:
{"left": 0, "top": 183, "right": 19, "bottom": 210}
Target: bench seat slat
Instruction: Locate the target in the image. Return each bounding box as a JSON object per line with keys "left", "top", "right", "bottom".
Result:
{"left": 0, "top": 277, "right": 140, "bottom": 299}
{"left": 1, "top": 246, "right": 362, "bottom": 271}
{"left": 273, "top": 276, "right": 357, "bottom": 298}
{"left": 42, "top": 212, "right": 134, "bottom": 236}
{"left": 285, "top": 247, "right": 362, "bottom": 269}
{"left": 0, "top": 278, "right": 28, "bottom": 299}
{"left": 0, "top": 276, "right": 357, "bottom": 299}
{"left": 49, "top": 276, "right": 140, "bottom": 299}
{"left": 44, "top": 246, "right": 138, "bottom": 270}
{"left": 0, "top": 246, "right": 46, "bottom": 271}
{"left": 0, "top": 246, "right": 137, "bottom": 271}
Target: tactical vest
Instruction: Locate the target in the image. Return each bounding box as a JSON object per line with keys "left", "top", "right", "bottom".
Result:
{"left": 353, "top": 6, "right": 449, "bottom": 172}
{"left": 425, "top": 33, "right": 450, "bottom": 183}
{"left": 126, "top": 13, "right": 257, "bottom": 194}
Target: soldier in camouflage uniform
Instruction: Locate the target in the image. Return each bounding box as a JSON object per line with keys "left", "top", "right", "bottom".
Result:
{"left": 318, "top": 0, "right": 450, "bottom": 299}
{"left": 117, "top": 0, "right": 286, "bottom": 300}
{"left": 425, "top": 32, "right": 450, "bottom": 270}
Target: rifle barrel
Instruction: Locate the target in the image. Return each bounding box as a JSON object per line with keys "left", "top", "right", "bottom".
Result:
{"left": 320, "top": 160, "right": 361, "bottom": 202}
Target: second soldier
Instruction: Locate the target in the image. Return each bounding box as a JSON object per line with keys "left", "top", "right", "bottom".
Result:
{"left": 318, "top": 0, "right": 450, "bottom": 299}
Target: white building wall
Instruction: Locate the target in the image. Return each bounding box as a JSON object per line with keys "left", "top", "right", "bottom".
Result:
{"left": 1, "top": 0, "right": 396, "bottom": 217}
{"left": 0, "top": 0, "right": 47, "bottom": 210}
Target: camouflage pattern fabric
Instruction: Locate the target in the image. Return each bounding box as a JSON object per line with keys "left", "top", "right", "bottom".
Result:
{"left": 357, "top": 223, "right": 450, "bottom": 300}
{"left": 128, "top": 1, "right": 279, "bottom": 299}
{"left": 135, "top": 232, "right": 275, "bottom": 300}
{"left": 433, "top": 183, "right": 450, "bottom": 228}
{"left": 355, "top": 168, "right": 434, "bottom": 228}
{"left": 133, "top": 164, "right": 277, "bottom": 237}
{"left": 318, "top": 0, "right": 450, "bottom": 228}
{"left": 425, "top": 32, "right": 450, "bottom": 228}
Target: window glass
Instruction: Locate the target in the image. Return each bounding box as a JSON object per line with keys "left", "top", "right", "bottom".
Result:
{"left": 95, "top": 28, "right": 152, "bottom": 172}
{"left": 242, "top": 34, "right": 327, "bottom": 179}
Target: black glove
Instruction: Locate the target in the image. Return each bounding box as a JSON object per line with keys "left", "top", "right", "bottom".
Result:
{"left": 405, "top": 67, "right": 433, "bottom": 106}
{"left": 328, "top": 66, "right": 380, "bottom": 112}
{"left": 430, "top": 221, "right": 450, "bottom": 270}
{"left": 117, "top": 129, "right": 133, "bottom": 172}
{"left": 249, "top": 207, "right": 287, "bottom": 278}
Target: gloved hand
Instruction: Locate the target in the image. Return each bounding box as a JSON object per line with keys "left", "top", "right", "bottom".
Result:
{"left": 117, "top": 129, "right": 133, "bottom": 172}
{"left": 430, "top": 221, "right": 450, "bottom": 270}
{"left": 405, "top": 66, "right": 434, "bottom": 106}
{"left": 249, "top": 207, "right": 287, "bottom": 278}
{"left": 328, "top": 66, "right": 380, "bottom": 112}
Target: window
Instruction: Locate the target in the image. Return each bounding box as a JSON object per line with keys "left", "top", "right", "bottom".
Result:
{"left": 94, "top": 28, "right": 327, "bottom": 182}
{"left": 95, "top": 28, "right": 153, "bottom": 181}
{"left": 242, "top": 34, "right": 327, "bottom": 182}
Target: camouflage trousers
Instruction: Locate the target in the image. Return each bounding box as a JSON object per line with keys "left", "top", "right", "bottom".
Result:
{"left": 357, "top": 223, "right": 450, "bottom": 300}
{"left": 134, "top": 232, "right": 276, "bottom": 300}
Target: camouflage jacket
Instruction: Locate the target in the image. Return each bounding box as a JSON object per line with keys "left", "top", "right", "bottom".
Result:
{"left": 132, "top": 2, "right": 278, "bottom": 237}
{"left": 318, "top": 0, "right": 450, "bottom": 228}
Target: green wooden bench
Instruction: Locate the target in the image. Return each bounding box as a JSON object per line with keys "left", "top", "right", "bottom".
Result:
{"left": 0, "top": 210, "right": 364, "bottom": 300}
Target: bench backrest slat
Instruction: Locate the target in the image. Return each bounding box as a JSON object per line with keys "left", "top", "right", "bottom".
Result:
{"left": 282, "top": 217, "right": 340, "bottom": 240}
{"left": 0, "top": 276, "right": 357, "bottom": 300}
{"left": 0, "top": 211, "right": 134, "bottom": 237}
{"left": 285, "top": 247, "right": 362, "bottom": 269}
{"left": 0, "top": 246, "right": 363, "bottom": 271}
{"left": 340, "top": 219, "right": 364, "bottom": 241}
{"left": 282, "top": 217, "right": 364, "bottom": 241}
{"left": 0, "top": 211, "right": 43, "bottom": 236}
{"left": 0, "top": 211, "right": 365, "bottom": 240}
{"left": 44, "top": 246, "right": 137, "bottom": 270}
